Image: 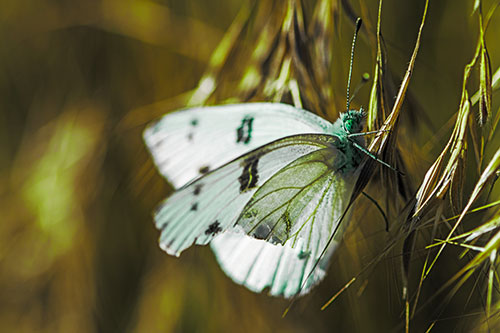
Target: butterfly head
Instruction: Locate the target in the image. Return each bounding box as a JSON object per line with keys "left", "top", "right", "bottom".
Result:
{"left": 342, "top": 108, "right": 366, "bottom": 134}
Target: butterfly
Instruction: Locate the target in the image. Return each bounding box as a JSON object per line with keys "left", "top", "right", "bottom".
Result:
{"left": 143, "top": 102, "right": 368, "bottom": 298}
{"left": 143, "top": 18, "right": 372, "bottom": 298}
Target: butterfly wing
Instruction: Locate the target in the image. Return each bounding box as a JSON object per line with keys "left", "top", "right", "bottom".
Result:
{"left": 211, "top": 145, "right": 362, "bottom": 297}
{"left": 210, "top": 232, "right": 334, "bottom": 298}
{"left": 154, "top": 134, "right": 337, "bottom": 257}
{"left": 143, "top": 103, "right": 334, "bottom": 188}
{"left": 146, "top": 104, "right": 363, "bottom": 297}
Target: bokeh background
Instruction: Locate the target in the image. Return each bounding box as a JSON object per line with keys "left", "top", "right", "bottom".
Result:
{"left": 1, "top": 0, "right": 500, "bottom": 332}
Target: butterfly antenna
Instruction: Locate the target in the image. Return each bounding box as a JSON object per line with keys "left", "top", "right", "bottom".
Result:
{"left": 346, "top": 18, "right": 362, "bottom": 112}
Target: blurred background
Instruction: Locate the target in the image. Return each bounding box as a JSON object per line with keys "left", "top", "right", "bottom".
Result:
{"left": 1, "top": 0, "right": 500, "bottom": 332}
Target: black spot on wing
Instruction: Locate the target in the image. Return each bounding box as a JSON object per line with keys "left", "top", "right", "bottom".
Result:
{"left": 151, "top": 137, "right": 167, "bottom": 150}
{"left": 199, "top": 165, "right": 210, "bottom": 174}
{"left": 190, "top": 202, "right": 198, "bottom": 211}
{"left": 190, "top": 119, "right": 198, "bottom": 126}
{"left": 205, "top": 221, "right": 222, "bottom": 236}
{"left": 167, "top": 238, "right": 175, "bottom": 248}
{"left": 298, "top": 250, "right": 311, "bottom": 260}
{"left": 252, "top": 224, "right": 270, "bottom": 240}
{"left": 236, "top": 116, "right": 254, "bottom": 144}
{"left": 238, "top": 154, "right": 260, "bottom": 193}
{"left": 193, "top": 184, "right": 203, "bottom": 196}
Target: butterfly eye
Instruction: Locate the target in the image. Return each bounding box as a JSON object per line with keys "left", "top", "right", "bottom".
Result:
{"left": 344, "top": 119, "right": 354, "bottom": 133}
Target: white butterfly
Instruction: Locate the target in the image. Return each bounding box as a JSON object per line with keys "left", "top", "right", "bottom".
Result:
{"left": 143, "top": 102, "right": 367, "bottom": 297}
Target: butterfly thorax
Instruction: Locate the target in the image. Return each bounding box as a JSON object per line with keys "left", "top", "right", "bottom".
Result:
{"left": 330, "top": 109, "right": 366, "bottom": 173}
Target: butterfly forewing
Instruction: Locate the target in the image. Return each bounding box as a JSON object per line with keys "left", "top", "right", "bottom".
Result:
{"left": 143, "top": 103, "right": 334, "bottom": 188}
{"left": 154, "top": 134, "right": 336, "bottom": 257}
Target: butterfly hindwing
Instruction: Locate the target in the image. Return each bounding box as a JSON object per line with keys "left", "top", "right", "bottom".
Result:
{"left": 211, "top": 232, "right": 331, "bottom": 298}
{"left": 237, "top": 147, "right": 344, "bottom": 244}
{"left": 143, "top": 103, "right": 334, "bottom": 188}
{"left": 208, "top": 143, "right": 361, "bottom": 297}
{"left": 154, "top": 134, "right": 337, "bottom": 257}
